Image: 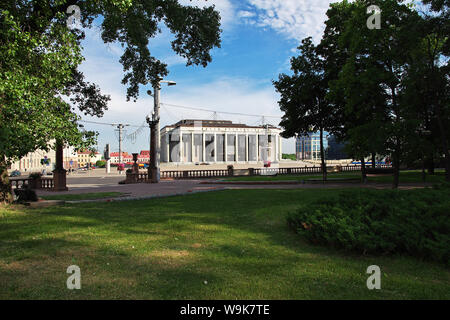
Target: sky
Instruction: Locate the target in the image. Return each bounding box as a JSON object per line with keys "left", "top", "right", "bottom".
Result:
{"left": 76, "top": 0, "right": 338, "bottom": 155}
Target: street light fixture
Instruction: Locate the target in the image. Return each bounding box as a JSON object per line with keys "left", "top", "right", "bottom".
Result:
{"left": 162, "top": 80, "right": 177, "bottom": 86}
{"left": 148, "top": 79, "right": 176, "bottom": 183}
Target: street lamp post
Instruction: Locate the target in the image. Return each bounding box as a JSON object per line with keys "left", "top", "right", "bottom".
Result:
{"left": 148, "top": 79, "right": 176, "bottom": 183}
{"left": 146, "top": 111, "right": 158, "bottom": 182}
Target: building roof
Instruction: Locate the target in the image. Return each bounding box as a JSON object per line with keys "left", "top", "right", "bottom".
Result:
{"left": 77, "top": 150, "right": 100, "bottom": 155}
{"left": 162, "top": 119, "right": 281, "bottom": 131}
{"left": 110, "top": 152, "right": 129, "bottom": 157}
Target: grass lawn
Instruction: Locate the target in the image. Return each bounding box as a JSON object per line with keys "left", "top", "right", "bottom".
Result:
{"left": 224, "top": 170, "right": 446, "bottom": 184}
{"left": 0, "top": 188, "right": 449, "bottom": 299}
{"left": 40, "top": 192, "right": 125, "bottom": 201}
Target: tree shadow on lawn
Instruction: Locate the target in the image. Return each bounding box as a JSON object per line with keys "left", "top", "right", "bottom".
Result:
{"left": 0, "top": 238, "right": 223, "bottom": 299}
{"left": 1, "top": 189, "right": 449, "bottom": 299}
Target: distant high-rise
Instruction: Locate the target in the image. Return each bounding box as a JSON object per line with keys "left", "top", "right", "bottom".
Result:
{"left": 296, "top": 132, "right": 328, "bottom": 161}
{"left": 296, "top": 133, "right": 348, "bottom": 161}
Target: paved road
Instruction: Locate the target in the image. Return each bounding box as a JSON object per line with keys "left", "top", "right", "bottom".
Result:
{"left": 37, "top": 178, "right": 225, "bottom": 198}
{"left": 36, "top": 172, "right": 430, "bottom": 200}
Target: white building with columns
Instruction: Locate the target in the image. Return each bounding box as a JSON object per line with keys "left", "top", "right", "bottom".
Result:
{"left": 160, "top": 120, "right": 282, "bottom": 164}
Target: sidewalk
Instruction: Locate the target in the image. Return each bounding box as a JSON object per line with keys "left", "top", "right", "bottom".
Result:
{"left": 36, "top": 179, "right": 224, "bottom": 198}
{"left": 35, "top": 178, "right": 433, "bottom": 202}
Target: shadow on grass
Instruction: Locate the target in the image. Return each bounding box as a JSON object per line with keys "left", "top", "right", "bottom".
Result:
{"left": 0, "top": 188, "right": 449, "bottom": 299}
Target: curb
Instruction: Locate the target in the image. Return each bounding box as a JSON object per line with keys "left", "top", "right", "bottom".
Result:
{"left": 200, "top": 179, "right": 361, "bottom": 185}
{"left": 200, "top": 181, "right": 303, "bottom": 185}
{"left": 25, "top": 200, "right": 66, "bottom": 208}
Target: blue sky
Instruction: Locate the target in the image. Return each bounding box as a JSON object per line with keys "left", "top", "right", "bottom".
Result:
{"left": 77, "top": 0, "right": 338, "bottom": 155}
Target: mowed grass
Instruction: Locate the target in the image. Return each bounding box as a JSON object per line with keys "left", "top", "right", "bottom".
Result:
{"left": 0, "top": 188, "right": 449, "bottom": 300}
{"left": 40, "top": 192, "right": 125, "bottom": 201}
{"left": 224, "top": 170, "right": 446, "bottom": 183}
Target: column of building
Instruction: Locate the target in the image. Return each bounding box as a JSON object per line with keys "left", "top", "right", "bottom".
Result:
{"left": 202, "top": 132, "right": 206, "bottom": 163}
{"left": 163, "top": 127, "right": 281, "bottom": 164}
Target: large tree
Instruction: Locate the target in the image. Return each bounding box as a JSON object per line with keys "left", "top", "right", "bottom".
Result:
{"left": 0, "top": 0, "right": 222, "bottom": 202}
{"left": 328, "top": 0, "right": 424, "bottom": 188}
{"left": 274, "top": 37, "right": 339, "bottom": 181}
{"left": 321, "top": 0, "right": 387, "bottom": 182}
{"left": 408, "top": 0, "right": 450, "bottom": 180}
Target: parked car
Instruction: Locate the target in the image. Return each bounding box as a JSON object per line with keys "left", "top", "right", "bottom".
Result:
{"left": 10, "top": 170, "right": 21, "bottom": 177}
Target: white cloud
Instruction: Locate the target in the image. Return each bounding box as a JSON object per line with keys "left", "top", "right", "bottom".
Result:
{"left": 157, "top": 77, "right": 295, "bottom": 153}
{"left": 77, "top": 56, "right": 296, "bottom": 153}
{"left": 74, "top": 1, "right": 306, "bottom": 153}
{"left": 162, "top": 77, "right": 280, "bottom": 123}
{"left": 237, "top": 10, "right": 256, "bottom": 19}
{"left": 162, "top": 54, "right": 188, "bottom": 67}
{"left": 242, "top": 0, "right": 335, "bottom": 42}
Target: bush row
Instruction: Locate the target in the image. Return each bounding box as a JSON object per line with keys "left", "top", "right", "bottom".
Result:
{"left": 287, "top": 183, "right": 450, "bottom": 265}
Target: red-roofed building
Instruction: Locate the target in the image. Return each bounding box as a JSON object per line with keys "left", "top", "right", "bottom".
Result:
{"left": 138, "top": 150, "right": 150, "bottom": 163}
{"left": 110, "top": 151, "right": 150, "bottom": 164}
{"left": 110, "top": 152, "right": 131, "bottom": 164}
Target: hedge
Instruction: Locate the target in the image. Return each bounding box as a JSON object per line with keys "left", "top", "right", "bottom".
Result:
{"left": 287, "top": 183, "right": 450, "bottom": 265}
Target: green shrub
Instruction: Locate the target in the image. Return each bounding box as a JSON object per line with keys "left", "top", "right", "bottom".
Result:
{"left": 282, "top": 154, "right": 297, "bottom": 161}
{"left": 96, "top": 160, "right": 106, "bottom": 168}
{"left": 28, "top": 172, "right": 42, "bottom": 179}
{"left": 365, "top": 168, "right": 394, "bottom": 174}
{"left": 287, "top": 185, "right": 450, "bottom": 265}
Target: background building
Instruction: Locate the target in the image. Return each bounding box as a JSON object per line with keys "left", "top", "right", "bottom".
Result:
{"left": 77, "top": 150, "right": 91, "bottom": 167}
{"left": 108, "top": 150, "right": 149, "bottom": 165}
{"left": 9, "top": 144, "right": 78, "bottom": 172}
{"left": 296, "top": 132, "right": 349, "bottom": 161}
{"left": 296, "top": 132, "right": 329, "bottom": 161}
{"left": 161, "top": 120, "right": 282, "bottom": 164}
{"left": 64, "top": 146, "right": 78, "bottom": 169}
{"left": 77, "top": 150, "right": 102, "bottom": 167}
{"left": 138, "top": 150, "right": 150, "bottom": 163}
{"left": 110, "top": 152, "right": 132, "bottom": 164}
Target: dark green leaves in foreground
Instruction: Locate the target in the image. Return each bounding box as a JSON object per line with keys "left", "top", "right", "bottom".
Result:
{"left": 287, "top": 183, "right": 450, "bottom": 265}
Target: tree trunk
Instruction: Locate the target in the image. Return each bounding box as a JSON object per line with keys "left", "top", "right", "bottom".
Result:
{"left": 445, "top": 153, "right": 450, "bottom": 182}
{"left": 371, "top": 152, "right": 376, "bottom": 168}
{"left": 52, "top": 141, "right": 68, "bottom": 191}
{"left": 0, "top": 156, "right": 13, "bottom": 203}
{"left": 426, "top": 152, "right": 435, "bottom": 175}
{"left": 361, "top": 157, "right": 367, "bottom": 183}
{"left": 436, "top": 124, "right": 450, "bottom": 180}
{"left": 392, "top": 150, "right": 400, "bottom": 189}
{"left": 430, "top": 67, "right": 449, "bottom": 181}
{"left": 422, "top": 155, "right": 426, "bottom": 182}
{"left": 320, "top": 128, "right": 327, "bottom": 182}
